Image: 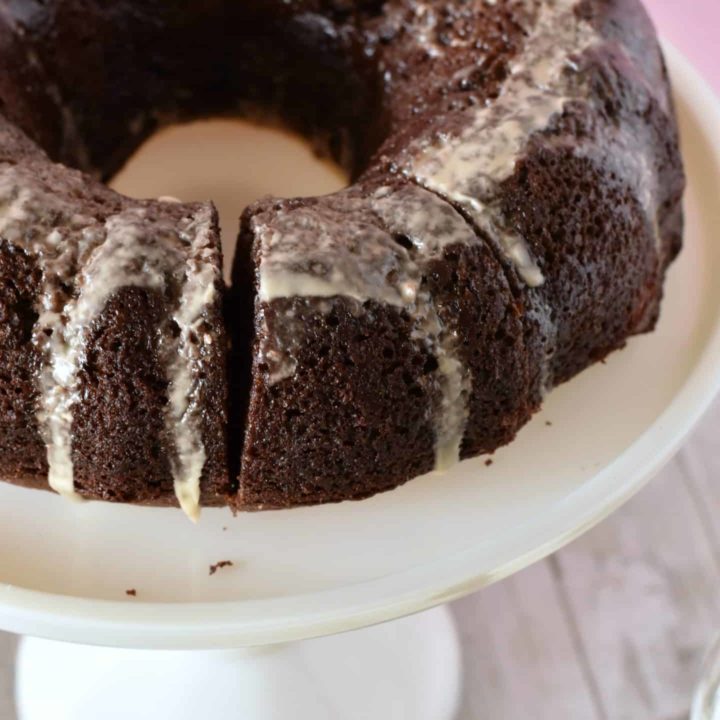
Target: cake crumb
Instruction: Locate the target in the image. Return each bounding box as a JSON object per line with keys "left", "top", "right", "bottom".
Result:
{"left": 484, "top": 459, "right": 493, "bottom": 467}
{"left": 222, "top": 526, "right": 227, "bottom": 532}
{"left": 209, "top": 560, "right": 234, "bottom": 576}
{"left": 545, "top": 420, "right": 553, "bottom": 427}
{"left": 125, "top": 589, "right": 137, "bottom": 597}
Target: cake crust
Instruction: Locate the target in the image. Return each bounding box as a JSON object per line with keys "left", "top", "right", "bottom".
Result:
{"left": 0, "top": 0, "right": 684, "bottom": 514}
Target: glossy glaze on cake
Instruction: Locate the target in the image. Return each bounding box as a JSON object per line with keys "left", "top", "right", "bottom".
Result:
{"left": 0, "top": 0, "right": 684, "bottom": 516}
{"left": 0, "top": 117, "right": 228, "bottom": 519}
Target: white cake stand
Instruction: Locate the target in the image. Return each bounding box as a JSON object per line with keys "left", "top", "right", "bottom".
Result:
{"left": 3, "top": 44, "right": 720, "bottom": 720}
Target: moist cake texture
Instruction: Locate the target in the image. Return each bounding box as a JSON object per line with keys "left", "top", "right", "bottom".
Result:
{"left": 0, "top": 0, "right": 684, "bottom": 516}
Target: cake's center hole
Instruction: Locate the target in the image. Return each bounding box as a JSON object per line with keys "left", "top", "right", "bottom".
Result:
{"left": 111, "top": 118, "right": 347, "bottom": 276}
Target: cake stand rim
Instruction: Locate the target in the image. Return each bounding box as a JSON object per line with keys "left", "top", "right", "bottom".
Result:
{"left": 0, "top": 41, "right": 717, "bottom": 649}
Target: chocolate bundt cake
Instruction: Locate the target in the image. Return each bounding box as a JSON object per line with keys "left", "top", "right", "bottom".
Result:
{"left": 0, "top": 0, "right": 684, "bottom": 518}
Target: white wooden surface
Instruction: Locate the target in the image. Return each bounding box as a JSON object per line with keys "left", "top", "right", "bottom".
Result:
{"left": 0, "top": 398, "right": 718, "bottom": 719}
{"left": 452, "top": 396, "right": 720, "bottom": 720}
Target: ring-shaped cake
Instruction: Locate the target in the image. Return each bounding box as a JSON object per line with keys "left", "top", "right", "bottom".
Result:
{"left": 0, "top": 0, "right": 684, "bottom": 518}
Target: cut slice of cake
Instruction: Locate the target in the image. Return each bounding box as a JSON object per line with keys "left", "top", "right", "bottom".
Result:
{"left": 0, "top": 116, "right": 228, "bottom": 519}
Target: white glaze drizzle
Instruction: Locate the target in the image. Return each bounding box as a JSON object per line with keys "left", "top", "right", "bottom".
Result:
{"left": 370, "top": 186, "right": 476, "bottom": 468}
{"left": 413, "top": 4, "right": 442, "bottom": 58}
{"left": 167, "top": 207, "right": 220, "bottom": 521}
{"left": 406, "top": 0, "right": 601, "bottom": 287}
{"left": 43, "top": 209, "right": 172, "bottom": 500}
{"left": 256, "top": 201, "right": 416, "bottom": 385}
{"left": 0, "top": 164, "right": 217, "bottom": 519}
{"left": 259, "top": 206, "right": 411, "bottom": 307}
{"left": 256, "top": 0, "right": 593, "bottom": 459}
{"left": 0, "top": 171, "right": 105, "bottom": 500}
{"left": 260, "top": 0, "right": 662, "bottom": 458}
{"left": 257, "top": 185, "right": 476, "bottom": 470}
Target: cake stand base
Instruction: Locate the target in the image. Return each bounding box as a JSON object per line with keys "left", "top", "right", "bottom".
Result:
{"left": 15, "top": 605, "right": 461, "bottom": 720}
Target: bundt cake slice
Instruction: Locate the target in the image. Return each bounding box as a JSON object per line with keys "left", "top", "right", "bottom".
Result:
{"left": 232, "top": 180, "right": 535, "bottom": 509}
{"left": 0, "top": 116, "right": 228, "bottom": 519}
{"left": 232, "top": 0, "right": 684, "bottom": 510}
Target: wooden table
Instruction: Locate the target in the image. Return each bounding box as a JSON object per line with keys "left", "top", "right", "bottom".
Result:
{"left": 452, "top": 397, "right": 720, "bottom": 720}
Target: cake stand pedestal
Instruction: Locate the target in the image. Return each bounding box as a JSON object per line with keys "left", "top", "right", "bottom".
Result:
{"left": 15, "top": 606, "right": 460, "bottom": 720}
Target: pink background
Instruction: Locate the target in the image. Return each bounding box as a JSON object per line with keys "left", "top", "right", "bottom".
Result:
{"left": 644, "top": 0, "right": 719, "bottom": 92}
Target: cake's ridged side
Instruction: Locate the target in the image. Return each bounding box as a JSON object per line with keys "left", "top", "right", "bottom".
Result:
{"left": 234, "top": 180, "right": 538, "bottom": 508}
{"left": 233, "top": 0, "right": 684, "bottom": 510}
{"left": 71, "top": 286, "right": 176, "bottom": 504}
{"left": 0, "top": 115, "right": 229, "bottom": 514}
{"left": 240, "top": 297, "right": 439, "bottom": 508}
{"left": 585, "top": 0, "right": 685, "bottom": 315}
{"left": 0, "top": 235, "right": 48, "bottom": 487}
{"left": 237, "top": 194, "right": 437, "bottom": 507}
{"left": 424, "top": 241, "right": 533, "bottom": 460}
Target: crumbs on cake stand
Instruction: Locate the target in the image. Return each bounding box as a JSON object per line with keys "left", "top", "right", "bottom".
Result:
{"left": 125, "top": 589, "right": 137, "bottom": 597}
{"left": 209, "top": 560, "right": 234, "bottom": 576}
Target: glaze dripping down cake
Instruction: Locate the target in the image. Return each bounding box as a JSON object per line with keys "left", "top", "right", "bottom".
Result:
{"left": 0, "top": 0, "right": 684, "bottom": 518}
{"left": 0, "top": 117, "right": 228, "bottom": 519}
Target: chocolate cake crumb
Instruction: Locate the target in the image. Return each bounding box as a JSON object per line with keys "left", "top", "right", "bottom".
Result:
{"left": 209, "top": 560, "right": 234, "bottom": 575}
{"left": 0, "top": 0, "right": 684, "bottom": 515}
{"left": 485, "top": 459, "right": 493, "bottom": 467}
{"left": 545, "top": 421, "right": 553, "bottom": 427}
{"left": 125, "top": 589, "right": 137, "bottom": 597}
